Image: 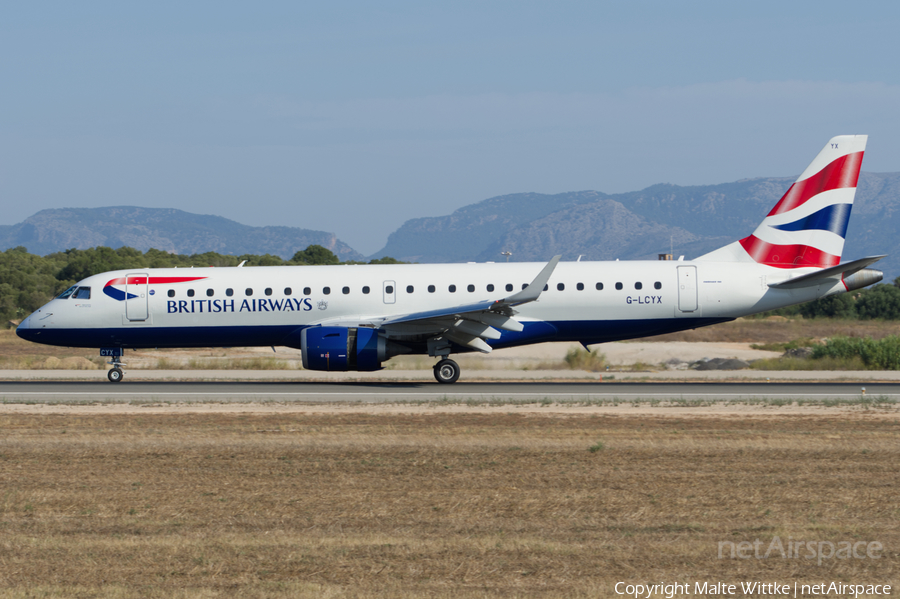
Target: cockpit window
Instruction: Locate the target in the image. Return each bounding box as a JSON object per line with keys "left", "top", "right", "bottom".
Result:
{"left": 73, "top": 287, "right": 91, "bottom": 299}
{"left": 57, "top": 285, "right": 78, "bottom": 299}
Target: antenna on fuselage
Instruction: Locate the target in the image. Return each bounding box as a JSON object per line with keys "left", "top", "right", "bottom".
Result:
{"left": 237, "top": 260, "right": 247, "bottom": 268}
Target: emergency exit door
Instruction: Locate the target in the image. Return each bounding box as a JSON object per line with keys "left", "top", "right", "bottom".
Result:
{"left": 383, "top": 280, "right": 396, "bottom": 304}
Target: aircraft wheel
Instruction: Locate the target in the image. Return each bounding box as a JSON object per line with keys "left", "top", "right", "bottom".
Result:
{"left": 433, "top": 359, "right": 460, "bottom": 384}
{"left": 108, "top": 367, "right": 124, "bottom": 383}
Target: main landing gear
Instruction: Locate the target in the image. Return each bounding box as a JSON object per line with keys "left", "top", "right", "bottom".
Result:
{"left": 433, "top": 358, "right": 460, "bottom": 384}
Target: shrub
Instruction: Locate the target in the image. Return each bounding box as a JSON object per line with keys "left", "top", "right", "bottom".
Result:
{"left": 564, "top": 348, "right": 606, "bottom": 372}
{"left": 812, "top": 336, "right": 900, "bottom": 370}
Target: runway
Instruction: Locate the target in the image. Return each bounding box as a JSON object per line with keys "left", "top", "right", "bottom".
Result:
{"left": 0, "top": 381, "right": 896, "bottom": 403}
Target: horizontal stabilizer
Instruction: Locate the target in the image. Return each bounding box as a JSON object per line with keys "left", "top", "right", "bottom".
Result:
{"left": 768, "top": 255, "right": 886, "bottom": 289}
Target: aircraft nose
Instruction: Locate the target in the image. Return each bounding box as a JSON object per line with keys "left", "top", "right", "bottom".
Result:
{"left": 16, "top": 315, "right": 32, "bottom": 339}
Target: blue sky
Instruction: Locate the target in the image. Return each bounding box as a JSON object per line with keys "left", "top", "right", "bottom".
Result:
{"left": 2, "top": 1, "right": 899, "bottom": 254}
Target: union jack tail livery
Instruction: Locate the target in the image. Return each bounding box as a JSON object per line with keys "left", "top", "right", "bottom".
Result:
{"left": 699, "top": 135, "right": 867, "bottom": 268}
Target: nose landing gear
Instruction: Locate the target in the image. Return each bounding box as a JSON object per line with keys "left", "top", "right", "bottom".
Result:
{"left": 108, "top": 366, "right": 124, "bottom": 383}
{"left": 100, "top": 348, "right": 126, "bottom": 383}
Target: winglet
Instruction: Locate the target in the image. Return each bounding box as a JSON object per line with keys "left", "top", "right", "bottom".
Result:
{"left": 501, "top": 255, "right": 562, "bottom": 307}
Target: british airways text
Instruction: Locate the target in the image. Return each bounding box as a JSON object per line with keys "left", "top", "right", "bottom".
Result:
{"left": 167, "top": 298, "right": 313, "bottom": 314}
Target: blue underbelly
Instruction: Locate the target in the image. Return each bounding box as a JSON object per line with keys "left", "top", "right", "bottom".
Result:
{"left": 17, "top": 317, "right": 733, "bottom": 351}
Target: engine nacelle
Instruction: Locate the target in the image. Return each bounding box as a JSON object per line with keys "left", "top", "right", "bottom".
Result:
{"left": 300, "top": 326, "right": 407, "bottom": 371}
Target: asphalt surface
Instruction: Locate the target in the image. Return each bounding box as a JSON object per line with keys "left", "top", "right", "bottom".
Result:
{"left": 0, "top": 381, "right": 895, "bottom": 403}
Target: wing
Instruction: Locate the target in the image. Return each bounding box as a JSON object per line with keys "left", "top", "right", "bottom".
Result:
{"left": 312, "top": 256, "right": 561, "bottom": 354}
{"left": 381, "top": 255, "right": 560, "bottom": 353}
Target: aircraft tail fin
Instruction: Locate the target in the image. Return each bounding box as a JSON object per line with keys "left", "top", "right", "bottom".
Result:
{"left": 697, "top": 135, "right": 867, "bottom": 268}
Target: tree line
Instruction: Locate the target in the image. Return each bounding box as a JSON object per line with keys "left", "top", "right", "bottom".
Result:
{"left": 0, "top": 245, "right": 403, "bottom": 324}
{"left": 757, "top": 279, "right": 900, "bottom": 320}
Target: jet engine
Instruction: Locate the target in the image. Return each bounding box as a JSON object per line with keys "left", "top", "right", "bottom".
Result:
{"left": 300, "top": 326, "right": 409, "bottom": 371}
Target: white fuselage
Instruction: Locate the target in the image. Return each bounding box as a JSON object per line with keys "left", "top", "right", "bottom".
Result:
{"left": 17, "top": 259, "right": 841, "bottom": 352}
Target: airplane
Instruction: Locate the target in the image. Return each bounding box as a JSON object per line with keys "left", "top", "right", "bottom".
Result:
{"left": 16, "top": 135, "right": 885, "bottom": 384}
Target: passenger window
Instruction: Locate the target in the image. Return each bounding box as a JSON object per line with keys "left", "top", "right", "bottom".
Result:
{"left": 543, "top": 284, "right": 548, "bottom": 291}
{"left": 577, "top": 282, "right": 584, "bottom": 291}
{"left": 557, "top": 283, "right": 565, "bottom": 291}
{"left": 428, "top": 285, "right": 435, "bottom": 293}
{"left": 654, "top": 282, "right": 662, "bottom": 290}
{"left": 167, "top": 289, "right": 175, "bottom": 298}
{"left": 522, "top": 284, "right": 528, "bottom": 290}
{"left": 285, "top": 287, "right": 292, "bottom": 295}
{"left": 57, "top": 285, "right": 78, "bottom": 299}
{"left": 187, "top": 289, "right": 195, "bottom": 297}
{"left": 323, "top": 287, "right": 331, "bottom": 295}
{"left": 467, "top": 284, "right": 475, "bottom": 292}
{"left": 635, "top": 282, "right": 642, "bottom": 290}
{"left": 265, "top": 288, "right": 273, "bottom": 296}
{"left": 449, "top": 285, "right": 456, "bottom": 293}
{"left": 362, "top": 286, "right": 370, "bottom": 294}
{"left": 342, "top": 286, "right": 350, "bottom": 295}
{"left": 245, "top": 288, "right": 253, "bottom": 296}
{"left": 74, "top": 287, "right": 91, "bottom": 299}
{"left": 406, "top": 285, "right": 414, "bottom": 293}
{"left": 303, "top": 287, "right": 311, "bottom": 296}
{"left": 505, "top": 284, "right": 513, "bottom": 292}
{"left": 206, "top": 289, "right": 214, "bottom": 297}
{"left": 596, "top": 282, "right": 604, "bottom": 290}
{"left": 385, "top": 285, "right": 393, "bottom": 294}
{"left": 615, "top": 282, "right": 623, "bottom": 290}
{"left": 487, "top": 284, "right": 494, "bottom": 292}
{"left": 226, "top": 288, "right": 234, "bottom": 297}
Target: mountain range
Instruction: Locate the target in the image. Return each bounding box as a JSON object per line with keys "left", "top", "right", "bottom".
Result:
{"left": 0, "top": 207, "right": 364, "bottom": 262}
{"left": 370, "top": 172, "right": 900, "bottom": 280}
{"left": 2, "top": 172, "right": 898, "bottom": 280}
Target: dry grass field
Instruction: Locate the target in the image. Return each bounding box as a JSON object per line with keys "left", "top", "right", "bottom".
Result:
{"left": 0, "top": 409, "right": 897, "bottom": 597}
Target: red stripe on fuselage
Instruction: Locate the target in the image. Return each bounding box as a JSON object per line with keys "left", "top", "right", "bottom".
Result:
{"left": 738, "top": 235, "right": 840, "bottom": 269}
{"left": 104, "top": 276, "right": 208, "bottom": 287}
{"left": 767, "top": 151, "right": 864, "bottom": 216}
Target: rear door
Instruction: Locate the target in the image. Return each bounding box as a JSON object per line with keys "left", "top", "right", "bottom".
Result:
{"left": 676, "top": 266, "right": 698, "bottom": 313}
{"left": 125, "top": 273, "right": 149, "bottom": 321}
